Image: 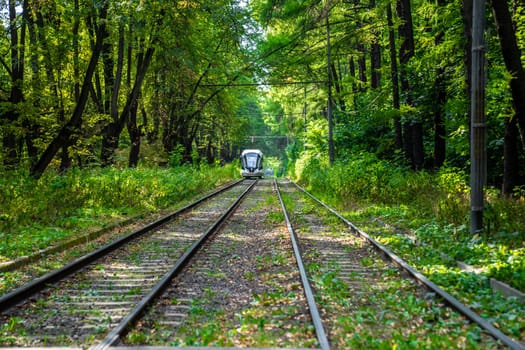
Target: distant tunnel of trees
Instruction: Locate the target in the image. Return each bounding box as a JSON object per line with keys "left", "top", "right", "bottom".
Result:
{"left": 1, "top": 0, "right": 525, "bottom": 194}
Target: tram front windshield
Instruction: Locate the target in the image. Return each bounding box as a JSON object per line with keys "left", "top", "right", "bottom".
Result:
{"left": 244, "top": 153, "right": 259, "bottom": 168}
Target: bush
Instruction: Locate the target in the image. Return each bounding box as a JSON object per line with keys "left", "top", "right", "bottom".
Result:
{"left": 0, "top": 164, "right": 237, "bottom": 260}
{"left": 291, "top": 151, "right": 522, "bottom": 231}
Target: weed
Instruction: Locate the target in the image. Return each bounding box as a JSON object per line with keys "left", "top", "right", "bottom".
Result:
{"left": 0, "top": 165, "right": 237, "bottom": 262}
{"left": 127, "top": 330, "right": 149, "bottom": 344}
{"left": 265, "top": 211, "right": 284, "bottom": 224}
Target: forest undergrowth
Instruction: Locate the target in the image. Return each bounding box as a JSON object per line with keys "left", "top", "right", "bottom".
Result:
{"left": 0, "top": 164, "right": 238, "bottom": 263}
{"left": 292, "top": 151, "right": 525, "bottom": 340}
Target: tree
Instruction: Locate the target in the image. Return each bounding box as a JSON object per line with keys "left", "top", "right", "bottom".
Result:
{"left": 2, "top": 0, "right": 27, "bottom": 167}
{"left": 490, "top": 0, "right": 525, "bottom": 193}
{"left": 30, "top": 0, "right": 109, "bottom": 179}
{"left": 387, "top": 2, "right": 402, "bottom": 150}
{"left": 0, "top": 0, "right": 263, "bottom": 175}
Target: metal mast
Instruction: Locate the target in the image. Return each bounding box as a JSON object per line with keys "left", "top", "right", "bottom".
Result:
{"left": 470, "top": 0, "right": 487, "bottom": 233}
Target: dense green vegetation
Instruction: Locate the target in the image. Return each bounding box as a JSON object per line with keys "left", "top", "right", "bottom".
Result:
{"left": 1, "top": 0, "right": 525, "bottom": 343}
{"left": 250, "top": 0, "right": 525, "bottom": 305}
{"left": 2, "top": 0, "right": 525, "bottom": 190}
{"left": 293, "top": 152, "right": 525, "bottom": 291}
{"left": 0, "top": 164, "right": 237, "bottom": 262}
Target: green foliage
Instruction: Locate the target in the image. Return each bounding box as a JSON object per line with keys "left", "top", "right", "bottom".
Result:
{"left": 0, "top": 0, "right": 264, "bottom": 174}
{"left": 0, "top": 165, "right": 237, "bottom": 261}
{"left": 491, "top": 258, "right": 525, "bottom": 291}
{"left": 295, "top": 151, "right": 525, "bottom": 233}
{"left": 169, "top": 145, "right": 186, "bottom": 167}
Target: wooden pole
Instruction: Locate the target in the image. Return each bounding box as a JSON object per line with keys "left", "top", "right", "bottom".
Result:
{"left": 470, "top": 0, "right": 486, "bottom": 233}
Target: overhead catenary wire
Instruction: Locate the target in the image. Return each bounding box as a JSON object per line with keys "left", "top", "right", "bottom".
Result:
{"left": 200, "top": 80, "right": 326, "bottom": 87}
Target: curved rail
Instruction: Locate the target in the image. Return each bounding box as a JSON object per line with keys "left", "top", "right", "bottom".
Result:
{"left": 0, "top": 179, "right": 244, "bottom": 313}
{"left": 91, "top": 180, "right": 258, "bottom": 350}
{"left": 275, "top": 179, "right": 330, "bottom": 350}
{"left": 290, "top": 180, "right": 524, "bottom": 350}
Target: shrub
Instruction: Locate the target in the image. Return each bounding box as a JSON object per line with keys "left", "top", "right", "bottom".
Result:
{"left": 0, "top": 164, "right": 237, "bottom": 260}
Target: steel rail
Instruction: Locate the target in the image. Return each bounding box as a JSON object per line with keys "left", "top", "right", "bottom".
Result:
{"left": 91, "top": 180, "right": 258, "bottom": 350}
{"left": 274, "top": 179, "right": 331, "bottom": 350}
{"left": 0, "top": 179, "right": 244, "bottom": 313}
{"left": 290, "top": 180, "right": 524, "bottom": 350}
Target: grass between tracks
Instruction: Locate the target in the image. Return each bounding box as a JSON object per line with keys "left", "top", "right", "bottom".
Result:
{"left": 293, "top": 152, "right": 525, "bottom": 342}
{"left": 125, "top": 186, "right": 317, "bottom": 348}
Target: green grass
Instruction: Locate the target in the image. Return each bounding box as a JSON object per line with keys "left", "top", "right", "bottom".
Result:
{"left": 0, "top": 164, "right": 237, "bottom": 262}
{"left": 293, "top": 153, "right": 525, "bottom": 290}
{"left": 279, "top": 184, "right": 506, "bottom": 349}
{"left": 292, "top": 152, "right": 525, "bottom": 342}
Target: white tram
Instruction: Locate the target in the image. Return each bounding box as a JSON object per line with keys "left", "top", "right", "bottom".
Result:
{"left": 240, "top": 149, "right": 264, "bottom": 178}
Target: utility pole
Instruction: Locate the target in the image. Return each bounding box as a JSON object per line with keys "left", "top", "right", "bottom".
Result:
{"left": 304, "top": 86, "right": 307, "bottom": 151}
{"left": 326, "top": 10, "right": 334, "bottom": 165}
{"left": 470, "top": 0, "right": 486, "bottom": 234}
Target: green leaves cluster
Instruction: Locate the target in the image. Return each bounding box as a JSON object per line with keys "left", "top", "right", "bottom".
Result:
{"left": 0, "top": 0, "right": 266, "bottom": 175}
{"left": 253, "top": 0, "right": 525, "bottom": 192}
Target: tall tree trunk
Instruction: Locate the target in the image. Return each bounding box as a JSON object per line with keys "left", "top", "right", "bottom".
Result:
{"left": 370, "top": 41, "right": 381, "bottom": 89}
{"left": 2, "top": 0, "right": 26, "bottom": 167}
{"left": 30, "top": 1, "right": 109, "bottom": 179}
{"left": 490, "top": 0, "right": 525, "bottom": 154}
{"left": 354, "top": 0, "right": 367, "bottom": 90}
{"left": 330, "top": 62, "right": 346, "bottom": 112}
{"left": 433, "top": 0, "right": 448, "bottom": 169}
{"left": 387, "top": 3, "right": 402, "bottom": 150}
{"left": 397, "top": 0, "right": 422, "bottom": 169}
{"left": 369, "top": 0, "right": 381, "bottom": 89}
{"left": 100, "top": 24, "right": 125, "bottom": 166}
{"left": 462, "top": 0, "right": 473, "bottom": 112}
{"left": 102, "top": 27, "right": 114, "bottom": 114}
{"left": 433, "top": 66, "right": 447, "bottom": 169}
{"left": 73, "top": 0, "right": 80, "bottom": 101}
{"left": 349, "top": 56, "right": 357, "bottom": 108}
{"left": 127, "top": 99, "right": 141, "bottom": 168}
{"left": 101, "top": 46, "right": 155, "bottom": 166}
{"left": 24, "top": 0, "right": 39, "bottom": 166}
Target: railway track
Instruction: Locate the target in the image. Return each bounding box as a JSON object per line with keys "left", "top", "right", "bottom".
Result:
{"left": 0, "top": 178, "right": 523, "bottom": 349}
{"left": 276, "top": 179, "right": 524, "bottom": 350}
{"left": 123, "top": 179, "right": 316, "bottom": 348}
{"left": 0, "top": 179, "right": 255, "bottom": 347}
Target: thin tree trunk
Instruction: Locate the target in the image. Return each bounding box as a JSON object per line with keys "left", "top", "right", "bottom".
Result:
{"left": 387, "top": 3, "right": 402, "bottom": 150}
{"left": 397, "top": 0, "right": 421, "bottom": 168}
{"left": 30, "top": 1, "right": 109, "bottom": 179}
{"left": 73, "top": 0, "right": 80, "bottom": 101}
{"left": 349, "top": 56, "right": 357, "bottom": 108}
{"left": 462, "top": 0, "right": 473, "bottom": 112}
{"left": 370, "top": 0, "right": 381, "bottom": 89}
{"left": 354, "top": 0, "right": 366, "bottom": 90}
{"left": 3, "top": 0, "right": 26, "bottom": 167}
{"left": 433, "top": 0, "right": 448, "bottom": 169}
{"left": 491, "top": 0, "right": 525, "bottom": 154}
{"left": 503, "top": 116, "right": 521, "bottom": 194}
{"left": 433, "top": 67, "right": 447, "bottom": 169}
{"left": 127, "top": 99, "right": 141, "bottom": 168}
{"left": 330, "top": 62, "right": 346, "bottom": 112}
{"left": 24, "top": 0, "right": 39, "bottom": 166}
